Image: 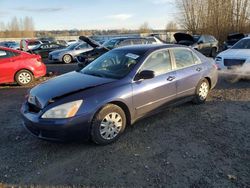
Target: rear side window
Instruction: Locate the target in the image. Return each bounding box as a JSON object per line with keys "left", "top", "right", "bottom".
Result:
{"left": 141, "top": 50, "right": 172, "bottom": 76}
{"left": 119, "top": 40, "right": 132, "bottom": 47}
{"left": 172, "top": 49, "right": 196, "bottom": 69}
{"left": 0, "top": 50, "right": 17, "bottom": 59}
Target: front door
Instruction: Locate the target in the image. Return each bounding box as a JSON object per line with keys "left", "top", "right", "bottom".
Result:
{"left": 132, "top": 49, "right": 177, "bottom": 117}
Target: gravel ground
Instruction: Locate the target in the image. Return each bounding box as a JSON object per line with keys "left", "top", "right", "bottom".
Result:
{"left": 0, "top": 64, "right": 249, "bottom": 187}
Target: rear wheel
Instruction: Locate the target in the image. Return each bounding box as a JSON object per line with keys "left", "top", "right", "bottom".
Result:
{"left": 62, "top": 54, "right": 73, "bottom": 64}
{"left": 193, "top": 79, "right": 210, "bottom": 104}
{"left": 91, "top": 104, "right": 126, "bottom": 145}
{"left": 15, "top": 70, "right": 34, "bottom": 86}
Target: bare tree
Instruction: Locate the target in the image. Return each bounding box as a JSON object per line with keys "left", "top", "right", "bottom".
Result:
{"left": 176, "top": 0, "right": 250, "bottom": 42}
{"left": 166, "top": 21, "right": 178, "bottom": 31}
{"left": 139, "top": 22, "right": 152, "bottom": 34}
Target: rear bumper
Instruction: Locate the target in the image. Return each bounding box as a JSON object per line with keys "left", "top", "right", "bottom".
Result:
{"left": 34, "top": 64, "right": 46, "bottom": 78}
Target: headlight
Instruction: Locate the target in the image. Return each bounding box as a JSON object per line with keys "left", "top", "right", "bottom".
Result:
{"left": 41, "top": 100, "right": 83, "bottom": 119}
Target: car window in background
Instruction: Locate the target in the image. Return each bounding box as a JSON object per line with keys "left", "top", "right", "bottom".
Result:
{"left": 141, "top": 50, "right": 172, "bottom": 76}
{"left": 103, "top": 39, "right": 119, "bottom": 49}
{"left": 173, "top": 49, "right": 195, "bottom": 69}
{"left": 232, "top": 39, "right": 250, "bottom": 49}
{"left": 77, "top": 43, "right": 88, "bottom": 49}
{"left": 147, "top": 38, "right": 157, "bottom": 44}
{"left": 81, "top": 50, "right": 140, "bottom": 79}
{"left": 29, "top": 41, "right": 41, "bottom": 46}
{"left": 193, "top": 35, "right": 201, "bottom": 42}
{"left": 67, "top": 42, "right": 80, "bottom": 50}
{"left": 118, "top": 40, "right": 132, "bottom": 47}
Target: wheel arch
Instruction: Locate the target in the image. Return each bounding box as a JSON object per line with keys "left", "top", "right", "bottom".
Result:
{"left": 14, "top": 68, "right": 34, "bottom": 81}
{"left": 108, "top": 101, "right": 132, "bottom": 126}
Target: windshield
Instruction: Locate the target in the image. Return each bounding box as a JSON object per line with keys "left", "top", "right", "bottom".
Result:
{"left": 232, "top": 39, "right": 250, "bottom": 49}
{"left": 193, "top": 35, "right": 201, "bottom": 42}
{"left": 80, "top": 50, "right": 140, "bottom": 79}
{"left": 66, "top": 42, "right": 80, "bottom": 50}
{"left": 102, "top": 39, "right": 119, "bottom": 49}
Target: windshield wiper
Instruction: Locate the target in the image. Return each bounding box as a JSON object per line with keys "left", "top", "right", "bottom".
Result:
{"left": 84, "top": 71, "right": 106, "bottom": 78}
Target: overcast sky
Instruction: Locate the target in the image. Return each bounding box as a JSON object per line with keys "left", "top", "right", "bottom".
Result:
{"left": 0, "top": 0, "right": 177, "bottom": 30}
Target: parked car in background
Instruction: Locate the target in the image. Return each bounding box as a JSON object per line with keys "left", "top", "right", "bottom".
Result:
{"left": 27, "top": 43, "right": 66, "bottom": 59}
{"left": 174, "top": 33, "right": 219, "bottom": 57}
{"left": 0, "top": 47, "right": 46, "bottom": 86}
{"left": 223, "top": 33, "right": 245, "bottom": 50}
{"left": 48, "top": 42, "right": 92, "bottom": 64}
{"left": 21, "top": 44, "right": 217, "bottom": 144}
{"left": 0, "top": 41, "right": 20, "bottom": 50}
{"left": 77, "top": 36, "right": 164, "bottom": 68}
{"left": 215, "top": 37, "right": 250, "bottom": 82}
{"left": 20, "top": 39, "right": 42, "bottom": 51}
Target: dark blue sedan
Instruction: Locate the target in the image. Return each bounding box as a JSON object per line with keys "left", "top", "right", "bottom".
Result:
{"left": 21, "top": 44, "right": 218, "bottom": 145}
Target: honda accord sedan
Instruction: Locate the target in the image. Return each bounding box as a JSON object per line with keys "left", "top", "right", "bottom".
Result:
{"left": 21, "top": 45, "right": 218, "bottom": 145}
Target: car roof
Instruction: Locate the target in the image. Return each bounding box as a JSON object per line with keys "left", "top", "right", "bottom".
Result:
{"left": 112, "top": 44, "right": 189, "bottom": 54}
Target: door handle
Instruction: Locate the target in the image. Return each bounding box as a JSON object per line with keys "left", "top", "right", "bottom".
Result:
{"left": 196, "top": 67, "right": 202, "bottom": 72}
{"left": 167, "top": 76, "right": 176, "bottom": 81}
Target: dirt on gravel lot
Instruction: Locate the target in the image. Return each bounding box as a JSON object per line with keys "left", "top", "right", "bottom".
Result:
{"left": 0, "top": 63, "right": 249, "bottom": 187}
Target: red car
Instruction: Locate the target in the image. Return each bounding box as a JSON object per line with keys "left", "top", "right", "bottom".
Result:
{"left": 0, "top": 47, "right": 46, "bottom": 86}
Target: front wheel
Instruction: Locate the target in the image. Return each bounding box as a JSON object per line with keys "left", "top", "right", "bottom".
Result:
{"left": 91, "top": 104, "right": 126, "bottom": 145}
{"left": 15, "top": 70, "right": 34, "bottom": 86}
{"left": 62, "top": 54, "right": 73, "bottom": 64}
{"left": 193, "top": 79, "right": 210, "bottom": 104}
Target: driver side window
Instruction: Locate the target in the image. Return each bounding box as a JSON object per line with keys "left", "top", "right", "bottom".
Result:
{"left": 140, "top": 50, "right": 172, "bottom": 76}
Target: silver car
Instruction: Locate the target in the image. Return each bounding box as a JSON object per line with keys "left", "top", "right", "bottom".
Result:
{"left": 48, "top": 42, "right": 92, "bottom": 64}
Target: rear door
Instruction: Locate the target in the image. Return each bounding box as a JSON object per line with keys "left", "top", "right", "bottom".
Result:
{"left": 0, "top": 49, "right": 19, "bottom": 83}
{"left": 171, "top": 48, "right": 203, "bottom": 98}
{"left": 132, "top": 49, "right": 177, "bottom": 117}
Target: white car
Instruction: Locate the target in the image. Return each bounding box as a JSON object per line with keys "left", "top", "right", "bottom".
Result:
{"left": 215, "top": 37, "right": 250, "bottom": 82}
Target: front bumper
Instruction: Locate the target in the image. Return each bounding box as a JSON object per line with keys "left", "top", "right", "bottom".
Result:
{"left": 21, "top": 102, "right": 92, "bottom": 141}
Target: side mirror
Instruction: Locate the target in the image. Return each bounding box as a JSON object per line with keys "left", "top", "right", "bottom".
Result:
{"left": 136, "top": 70, "right": 155, "bottom": 80}
{"left": 0, "top": 51, "right": 7, "bottom": 57}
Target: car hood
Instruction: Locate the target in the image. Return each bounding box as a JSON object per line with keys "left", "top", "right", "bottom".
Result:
{"left": 227, "top": 33, "right": 245, "bottom": 41}
{"left": 79, "top": 36, "right": 101, "bottom": 48}
{"left": 174, "top": 33, "right": 194, "bottom": 43}
{"left": 218, "top": 49, "right": 250, "bottom": 59}
{"left": 29, "top": 71, "right": 116, "bottom": 109}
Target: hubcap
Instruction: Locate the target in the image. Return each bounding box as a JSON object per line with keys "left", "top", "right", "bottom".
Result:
{"left": 99, "top": 112, "right": 122, "bottom": 140}
{"left": 63, "top": 55, "right": 71, "bottom": 63}
{"left": 18, "top": 72, "right": 31, "bottom": 84}
{"left": 198, "top": 82, "right": 209, "bottom": 100}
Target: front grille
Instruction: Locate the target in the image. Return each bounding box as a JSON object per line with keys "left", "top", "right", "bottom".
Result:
{"left": 28, "top": 102, "right": 41, "bottom": 113}
{"left": 224, "top": 59, "right": 245, "bottom": 67}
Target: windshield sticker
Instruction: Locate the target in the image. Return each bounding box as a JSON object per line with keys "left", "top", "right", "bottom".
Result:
{"left": 126, "top": 53, "right": 140, "bottom": 59}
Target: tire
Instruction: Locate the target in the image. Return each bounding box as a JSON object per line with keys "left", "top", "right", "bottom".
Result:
{"left": 15, "top": 70, "right": 34, "bottom": 86}
{"left": 62, "top": 54, "right": 73, "bottom": 64}
{"left": 193, "top": 79, "right": 210, "bottom": 104}
{"left": 210, "top": 47, "right": 217, "bottom": 58}
{"left": 91, "top": 104, "right": 126, "bottom": 145}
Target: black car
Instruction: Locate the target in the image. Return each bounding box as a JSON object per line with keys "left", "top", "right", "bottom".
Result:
{"left": 223, "top": 33, "right": 245, "bottom": 50}
{"left": 174, "top": 33, "right": 219, "bottom": 57}
{"left": 28, "top": 43, "right": 66, "bottom": 59}
{"left": 77, "top": 36, "right": 163, "bottom": 68}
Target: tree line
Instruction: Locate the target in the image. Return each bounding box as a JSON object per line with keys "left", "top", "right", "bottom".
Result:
{"left": 176, "top": 0, "right": 250, "bottom": 42}
{"left": 0, "top": 16, "right": 35, "bottom": 38}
